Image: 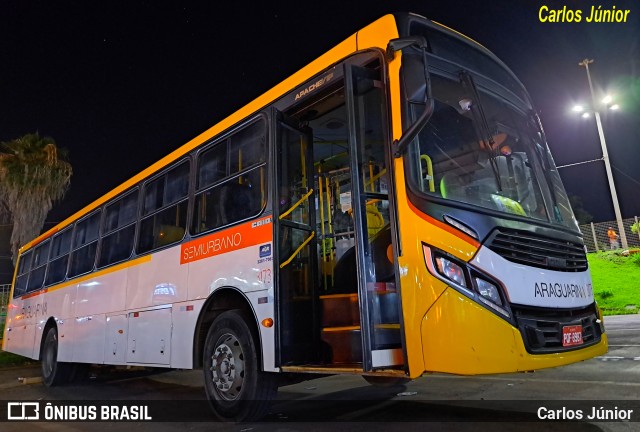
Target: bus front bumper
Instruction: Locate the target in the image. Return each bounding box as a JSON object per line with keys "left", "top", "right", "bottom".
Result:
{"left": 420, "top": 288, "right": 609, "bottom": 375}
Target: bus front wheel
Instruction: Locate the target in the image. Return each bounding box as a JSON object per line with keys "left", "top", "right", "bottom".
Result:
{"left": 203, "top": 310, "right": 277, "bottom": 421}
{"left": 41, "top": 327, "right": 74, "bottom": 386}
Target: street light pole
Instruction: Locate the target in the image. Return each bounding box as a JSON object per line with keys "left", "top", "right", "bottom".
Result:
{"left": 578, "top": 58, "right": 628, "bottom": 249}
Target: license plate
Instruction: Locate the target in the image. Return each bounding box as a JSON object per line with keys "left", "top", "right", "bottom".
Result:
{"left": 562, "top": 325, "right": 583, "bottom": 347}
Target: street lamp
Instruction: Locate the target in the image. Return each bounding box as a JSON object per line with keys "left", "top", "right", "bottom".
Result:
{"left": 577, "top": 58, "right": 628, "bottom": 249}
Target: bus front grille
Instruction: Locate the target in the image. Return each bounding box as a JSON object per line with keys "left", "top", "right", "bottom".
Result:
{"left": 486, "top": 229, "right": 588, "bottom": 272}
{"left": 512, "top": 304, "right": 602, "bottom": 354}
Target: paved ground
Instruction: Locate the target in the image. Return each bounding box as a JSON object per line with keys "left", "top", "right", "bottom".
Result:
{"left": 0, "top": 314, "right": 638, "bottom": 431}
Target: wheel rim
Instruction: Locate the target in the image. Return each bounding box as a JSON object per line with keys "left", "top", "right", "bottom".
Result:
{"left": 209, "top": 333, "right": 245, "bottom": 401}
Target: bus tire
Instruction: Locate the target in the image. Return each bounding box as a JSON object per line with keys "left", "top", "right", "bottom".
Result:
{"left": 203, "top": 310, "right": 277, "bottom": 421}
{"left": 41, "top": 327, "right": 74, "bottom": 387}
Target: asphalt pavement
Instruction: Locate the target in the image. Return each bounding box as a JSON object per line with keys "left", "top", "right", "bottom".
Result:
{"left": 0, "top": 314, "right": 638, "bottom": 431}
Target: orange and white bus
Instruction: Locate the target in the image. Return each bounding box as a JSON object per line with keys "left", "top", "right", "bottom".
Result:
{"left": 3, "top": 13, "right": 607, "bottom": 421}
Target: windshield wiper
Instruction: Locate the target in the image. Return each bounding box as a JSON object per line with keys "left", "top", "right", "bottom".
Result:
{"left": 529, "top": 111, "right": 563, "bottom": 222}
{"left": 460, "top": 71, "right": 502, "bottom": 192}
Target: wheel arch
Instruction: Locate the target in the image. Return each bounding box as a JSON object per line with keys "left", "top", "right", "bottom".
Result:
{"left": 38, "top": 317, "right": 58, "bottom": 360}
{"left": 192, "top": 287, "right": 262, "bottom": 369}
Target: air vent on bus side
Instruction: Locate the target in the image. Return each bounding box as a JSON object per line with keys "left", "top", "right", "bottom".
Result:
{"left": 486, "top": 229, "right": 588, "bottom": 272}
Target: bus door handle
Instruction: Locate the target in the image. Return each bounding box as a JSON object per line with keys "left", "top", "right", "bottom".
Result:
{"left": 131, "top": 339, "right": 136, "bottom": 354}
{"left": 160, "top": 339, "right": 165, "bottom": 355}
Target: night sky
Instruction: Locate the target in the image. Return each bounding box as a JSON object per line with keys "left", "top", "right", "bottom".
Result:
{"left": 1, "top": 0, "right": 638, "bottom": 226}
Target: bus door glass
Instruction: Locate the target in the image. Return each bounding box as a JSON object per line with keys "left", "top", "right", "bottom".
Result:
{"left": 344, "top": 63, "right": 403, "bottom": 370}
{"left": 273, "top": 111, "right": 318, "bottom": 365}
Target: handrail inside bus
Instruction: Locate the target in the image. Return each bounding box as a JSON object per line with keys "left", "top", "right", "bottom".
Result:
{"left": 364, "top": 168, "right": 387, "bottom": 190}
{"left": 420, "top": 154, "right": 435, "bottom": 192}
{"left": 280, "top": 231, "right": 315, "bottom": 269}
{"left": 279, "top": 188, "right": 314, "bottom": 220}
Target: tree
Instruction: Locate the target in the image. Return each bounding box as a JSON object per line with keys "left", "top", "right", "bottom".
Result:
{"left": 0, "top": 133, "right": 72, "bottom": 264}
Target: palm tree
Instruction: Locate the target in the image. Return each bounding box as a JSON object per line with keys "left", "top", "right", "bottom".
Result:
{"left": 0, "top": 133, "right": 72, "bottom": 264}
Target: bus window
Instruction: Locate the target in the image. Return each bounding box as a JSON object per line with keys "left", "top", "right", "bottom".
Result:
{"left": 98, "top": 189, "right": 139, "bottom": 267}
{"left": 166, "top": 162, "right": 190, "bottom": 204}
{"left": 217, "top": 171, "right": 264, "bottom": 226}
{"left": 230, "top": 120, "right": 266, "bottom": 172}
{"left": 137, "top": 161, "right": 189, "bottom": 253}
{"left": 45, "top": 227, "right": 72, "bottom": 285}
{"left": 13, "top": 250, "right": 32, "bottom": 297}
{"left": 68, "top": 211, "right": 101, "bottom": 277}
{"left": 192, "top": 119, "right": 267, "bottom": 235}
{"left": 197, "top": 142, "right": 226, "bottom": 189}
{"left": 27, "top": 240, "right": 50, "bottom": 292}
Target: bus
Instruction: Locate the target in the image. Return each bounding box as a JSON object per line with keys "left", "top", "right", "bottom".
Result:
{"left": 3, "top": 13, "right": 607, "bottom": 421}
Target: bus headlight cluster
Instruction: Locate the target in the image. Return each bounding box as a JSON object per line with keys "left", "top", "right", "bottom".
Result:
{"left": 434, "top": 256, "right": 466, "bottom": 288}
{"left": 423, "top": 244, "right": 510, "bottom": 319}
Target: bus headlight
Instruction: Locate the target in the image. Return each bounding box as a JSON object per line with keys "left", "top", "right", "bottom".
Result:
{"left": 475, "top": 278, "right": 503, "bottom": 307}
{"left": 423, "top": 244, "right": 511, "bottom": 319}
{"left": 474, "top": 277, "right": 510, "bottom": 317}
{"left": 434, "top": 256, "right": 467, "bottom": 288}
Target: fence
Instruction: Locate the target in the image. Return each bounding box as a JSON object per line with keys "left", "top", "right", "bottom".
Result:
{"left": 579, "top": 217, "right": 640, "bottom": 253}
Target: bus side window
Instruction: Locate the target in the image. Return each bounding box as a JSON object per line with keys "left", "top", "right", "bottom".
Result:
{"left": 98, "top": 189, "right": 139, "bottom": 268}
{"left": 192, "top": 118, "right": 266, "bottom": 235}
{"left": 137, "top": 161, "right": 189, "bottom": 253}
{"left": 229, "top": 120, "right": 265, "bottom": 173}
{"left": 46, "top": 227, "right": 72, "bottom": 286}
{"left": 13, "top": 250, "right": 32, "bottom": 297}
{"left": 227, "top": 120, "right": 266, "bottom": 224}
{"left": 197, "top": 142, "right": 226, "bottom": 190}
{"left": 68, "top": 211, "right": 101, "bottom": 278}
{"left": 192, "top": 141, "right": 227, "bottom": 234}
{"left": 26, "top": 240, "right": 50, "bottom": 292}
{"left": 219, "top": 176, "right": 261, "bottom": 226}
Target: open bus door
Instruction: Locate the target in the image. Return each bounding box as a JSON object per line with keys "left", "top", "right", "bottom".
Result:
{"left": 272, "top": 110, "right": 319, "bottom": 366}
{"left": 273, "top": 58, "right": 404, "bottom": 373}
{"left": 344, "top": 63, "right": 403, "bottom": 371}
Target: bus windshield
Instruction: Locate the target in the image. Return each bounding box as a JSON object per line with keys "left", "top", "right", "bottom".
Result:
{"left": 407, "top": 71, "right": 578, "bottom": 230}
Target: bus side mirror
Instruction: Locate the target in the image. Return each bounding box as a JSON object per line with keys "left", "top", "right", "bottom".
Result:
{"left": 387, "top": 37, "right": 433, "bottom": 158}
{"left": 400, "top": 49, "right": 430, "bottom": 104}
{"left": 387, "top": 36, "right": 431, "bottom": 104}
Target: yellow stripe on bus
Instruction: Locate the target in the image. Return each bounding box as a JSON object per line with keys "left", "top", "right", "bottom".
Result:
{"left": 19, "top": 255, "right": 152, "bottom": 300}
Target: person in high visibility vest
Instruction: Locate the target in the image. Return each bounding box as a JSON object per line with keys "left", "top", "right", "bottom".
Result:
{"left": 607, "top": 227, "right": 619, "bottom": 250}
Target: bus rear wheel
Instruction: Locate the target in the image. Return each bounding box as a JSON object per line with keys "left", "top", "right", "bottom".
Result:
{"left": 203, "top": 310, "right": 277, "bottom": 421}
{"left": 41, "top": 327, "right": 74, "bottom": 387}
